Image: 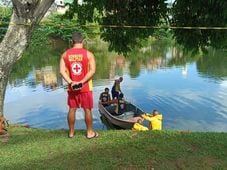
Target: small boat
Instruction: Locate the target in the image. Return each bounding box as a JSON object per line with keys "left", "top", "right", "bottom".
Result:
{"left": 98, "top": 102, "right": 144, "bottom": 129}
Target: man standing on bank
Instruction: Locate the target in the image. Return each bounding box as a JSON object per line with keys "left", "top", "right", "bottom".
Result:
{"left": 60, "top": 32, "right": 98, "bottom": 139}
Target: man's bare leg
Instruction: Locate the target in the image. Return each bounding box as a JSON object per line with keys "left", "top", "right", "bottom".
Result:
{"left": 84, "top": 108, "right": 96, "bottom": 138}
{"left": 68, "top": 108, "right": 76, "bottom": 137}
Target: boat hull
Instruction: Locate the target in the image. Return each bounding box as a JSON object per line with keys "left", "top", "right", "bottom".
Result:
{"left": 98, "top": 103, "right": 144, "bottom": 129}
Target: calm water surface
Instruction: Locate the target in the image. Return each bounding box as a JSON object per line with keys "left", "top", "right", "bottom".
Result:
{"left": 4, "top": 38, "right": 227, "bottom": 132}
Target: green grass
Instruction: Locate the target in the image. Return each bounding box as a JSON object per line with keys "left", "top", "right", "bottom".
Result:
{"left": 1, "top": 126, "right": 227, "bottom": 170}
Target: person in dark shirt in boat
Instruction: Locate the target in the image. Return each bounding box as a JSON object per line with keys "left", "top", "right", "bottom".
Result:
{"left": 99, "top": 87, "right": 111, "bottom": 107}
{"left": 114, "top": 93, "right": 126, "bottom": 115}
{"left": 111, "top": 77, "right": 123, "bottom": 99}
{"left": 106, "top": 93, "right": 129, "bottom": 115}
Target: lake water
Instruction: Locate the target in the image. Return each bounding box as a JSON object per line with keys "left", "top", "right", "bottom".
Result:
{"left": 4, "top": 37, "right": 227, "bottom": 132}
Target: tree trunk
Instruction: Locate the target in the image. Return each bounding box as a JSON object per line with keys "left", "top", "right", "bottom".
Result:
{"left": 0, "top": 0, "right": 54, "bottom": 117}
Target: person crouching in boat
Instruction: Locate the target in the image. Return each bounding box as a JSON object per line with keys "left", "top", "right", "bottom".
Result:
{"left": 106, "top": 93, "right": 126, "bottom": 115}
{"left": 141, "top": 110, "right": 163, "bottom": 130}
{"left": 132, "top": 118, "right": 149, "bottom": 131}
{"left": 99, "top": 87, "right": 111, "bottom": 107}
{"left": 114, "top": 93, "right": 126, "bottom": 115}
{"left": 106, "top": 93, "right": 128, "bottom": 115}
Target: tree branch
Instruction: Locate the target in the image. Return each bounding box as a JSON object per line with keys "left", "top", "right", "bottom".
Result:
{"left": 11, "top": 0, "right": 54, "bottom": 25}
{"left": 33, "top": 0, "right": 55, "bottom": 24}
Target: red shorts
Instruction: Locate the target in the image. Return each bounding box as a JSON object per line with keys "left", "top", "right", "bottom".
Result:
{"left": 67, "top": 91, "right": 93, "bottom": 109}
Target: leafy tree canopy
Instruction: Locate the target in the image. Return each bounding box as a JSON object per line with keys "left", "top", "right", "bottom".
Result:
{"left": 171, "top": 0, "right": 227, "bottom": 52}
{"left": 65, "top": 0, "right": 168, "bottom": 54}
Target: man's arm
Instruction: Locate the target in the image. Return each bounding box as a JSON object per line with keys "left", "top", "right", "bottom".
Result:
{"left": 107, "top": 99, "right": 118, "bottom": 105}
{"left": 80, "top": 51, "right": 96, "bottom": 84}
{"left": 59, "top": 52, "right": 73, "bottom": 84}
{"left": 108, "top": 94, "right": 111, "bottom": 101}
{"left": 99, "top": 93, "right": 102, "bottom": 101}
{"left": 141, "top": 114, "right": 154, "bottom": 122}
{"left": 117, "top": 79, "right": 122, "bottom": 92}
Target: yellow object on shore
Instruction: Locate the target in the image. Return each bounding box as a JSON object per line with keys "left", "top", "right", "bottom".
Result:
{"left": 141, "top": 113, "right": 163, "bottom": 130}
{"left": 132, "top": 123, "right": 149, "bottom": 131}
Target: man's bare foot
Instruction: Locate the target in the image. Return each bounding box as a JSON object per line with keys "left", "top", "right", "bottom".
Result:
{"left": 68, "top": 131, "right": 74, "bottom": 138}
{"left": 86, "top": 131, "right": 99, "bottom": 139}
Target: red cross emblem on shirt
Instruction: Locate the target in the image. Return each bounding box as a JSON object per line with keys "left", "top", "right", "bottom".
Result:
{"left": 71, "top": 62, "right": 82, "bottom": 75}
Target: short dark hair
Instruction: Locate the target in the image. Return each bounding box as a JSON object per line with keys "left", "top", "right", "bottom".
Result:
{"left": 152, "top": 109, "right": 158, "bottom": 115}
{"left": 72, "top": 32, "right": 84, "bottom": 44}
{"left": 105, "top": 88, "right": 109, "bottom": 91}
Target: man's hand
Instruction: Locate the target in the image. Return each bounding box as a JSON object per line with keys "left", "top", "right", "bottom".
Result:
{"left": 71, "top": 82, "right": 83, "bottom": 90}
{"left": 140, "top": 114, "right": 145, "bottom": 118}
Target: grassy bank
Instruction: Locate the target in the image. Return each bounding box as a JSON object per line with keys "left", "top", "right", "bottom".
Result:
{"left": 0, "top": 126, "right": 227, "bottom": 170}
